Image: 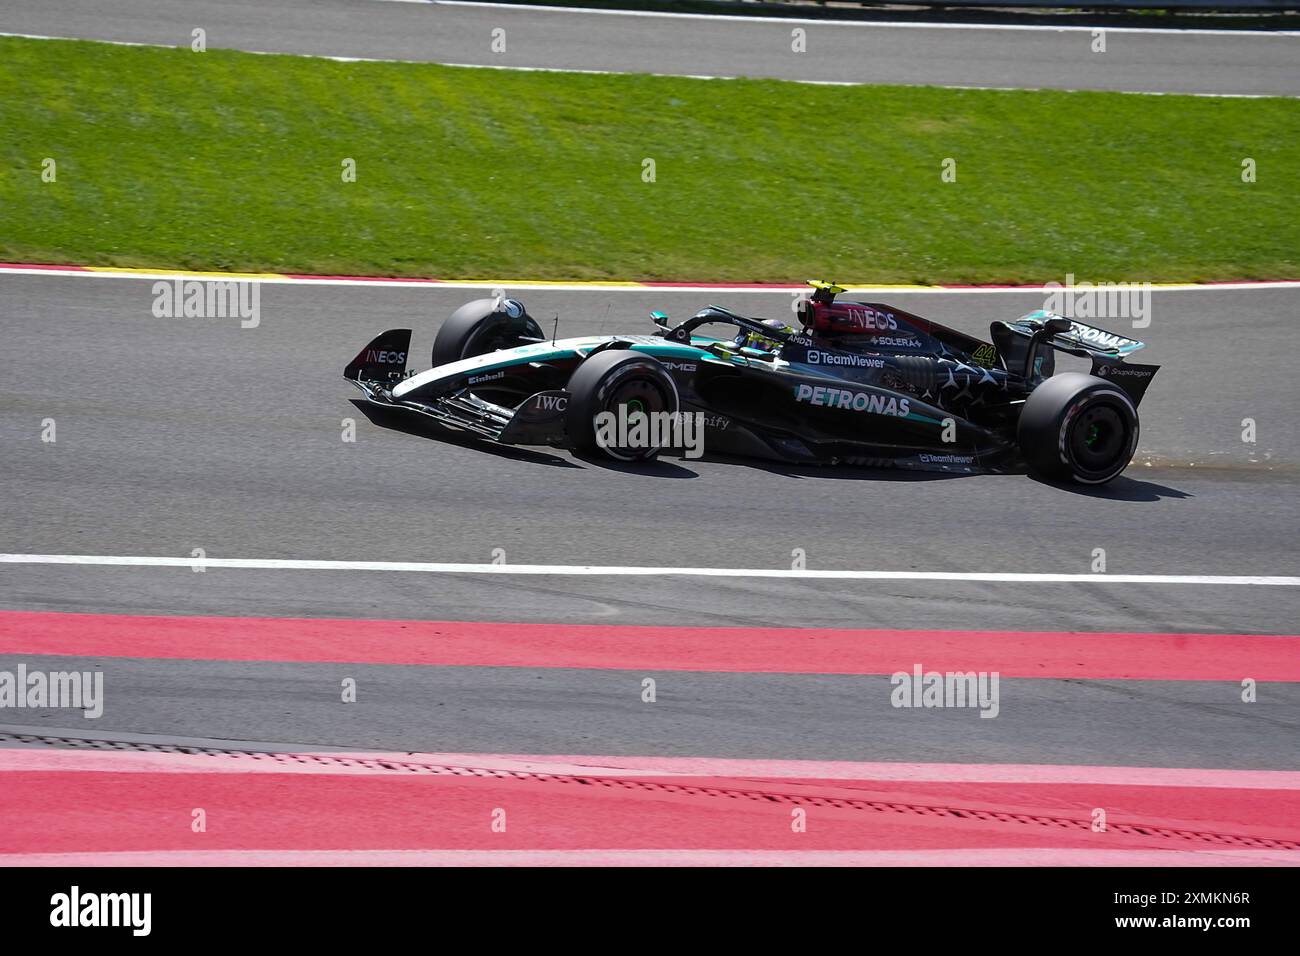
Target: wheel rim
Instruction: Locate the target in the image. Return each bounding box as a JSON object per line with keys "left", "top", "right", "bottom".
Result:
{"left": 609, "top": 380, "right": 668, "bottom": 418}
{"left": 598, "top": 373, "right": 673, "bottom": 459}
{"left": 1067, "top": 402, "right": 1130, "bottom": 478}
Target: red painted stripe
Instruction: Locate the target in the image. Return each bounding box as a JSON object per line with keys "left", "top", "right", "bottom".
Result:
{"left": 1, "top": 766, "right": 1295, "bottom": 855}
{"left": 8, "top": 848, "right": 1296, "bottom": 867}
{"left": 0, "top": 611, "right": 1294, "bottom": 680}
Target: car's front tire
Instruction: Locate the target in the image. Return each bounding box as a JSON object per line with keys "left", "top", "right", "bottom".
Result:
{"left": 565, "top": 350, "right": 679, "bottom": 461}
{"left": 1018, "top": 372, "right": 1139, "bottom": 485}
{"left": 431, "top": 298, "right": 544, "bottom": 366}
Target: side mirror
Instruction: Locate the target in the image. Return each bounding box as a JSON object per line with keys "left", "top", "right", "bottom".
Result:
{"left": 650, "top": 311, "right": 669, "bottom": 328}
{"left": 1044, "top": 317, "right": 1072, "bottom": 336}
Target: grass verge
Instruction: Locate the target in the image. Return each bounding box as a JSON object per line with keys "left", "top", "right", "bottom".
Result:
{"left": 1, "top": 36, "right": 1297, "bottom": 283}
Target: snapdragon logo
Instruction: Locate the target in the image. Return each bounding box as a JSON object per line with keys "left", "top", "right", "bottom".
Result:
{"left": 0, "top": 664, "right": 103, "bottom": 718}
{"left": 152, "top": 278, "right": 260, "bottom": 328}
{"left": 593, "top": 407, "right": 705, "bottom": 459}
{"left": 890, "top": 664, "right": 999, "bottom": 718}
{"left": 50, "top": 887, "right": 151, "bottom": 936}
{"left": 1042, "top": 273, "right": 1151, "bottom": 328}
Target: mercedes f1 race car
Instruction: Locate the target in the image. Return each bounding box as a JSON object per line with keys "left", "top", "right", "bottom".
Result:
{"left": 344, "top": 281, "right": 1159, "bottom": 484}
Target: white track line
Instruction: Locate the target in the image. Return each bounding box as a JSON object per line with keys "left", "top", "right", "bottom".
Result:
{"left": 3, "top": 266, "right": 1298, "bottom": 293}
{"left": 422, "top": 1, "right": 1300, "bottom": 37}
{"left": 1, "top": 32, "right": 1295, "bottom": 97}
{"left": 1, "top": 554, "right": 1295, "bottom": 585}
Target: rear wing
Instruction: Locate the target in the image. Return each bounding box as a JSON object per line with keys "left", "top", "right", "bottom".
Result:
{"left": 995, "top": 313, "right": 1158, "bottom": 406}
{"left": 1048, "top": 320, "right": 1145, "bottom": 358}
{"left": 1044, "top": 320, "right": 1158, "bottom": 404}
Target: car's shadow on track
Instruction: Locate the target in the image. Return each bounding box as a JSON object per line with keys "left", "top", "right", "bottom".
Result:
{"left": 350, "top": 400, "right": 582, "bottom": 468}
{"left": 589, "top": 451, "right": 1194, "bottom": 500}
{"left": 1029, "top": 473, "right": 1194, "bottom": 502}
{"left": 571, "top": 452, "right": 699, "bottom": 478}
{"left": 579, "top": 451, "right": 975, "bottom": 482}
{"left": 355, "top": 401, "right": 1193, "bottom": 499}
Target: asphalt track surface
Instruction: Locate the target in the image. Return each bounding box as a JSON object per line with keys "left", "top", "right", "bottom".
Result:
{"left": 1, "top": 272, "right": 1297, "bottom": 861}
{"left": 4, "top": 0, "right": 1299, "bottom": 95}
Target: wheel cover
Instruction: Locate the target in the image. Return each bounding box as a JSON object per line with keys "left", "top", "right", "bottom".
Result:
{"left": 595, "top": 369, "right": 675, "bottom": 460}
{"left": 607, "top": 378, "right": 669, "bottom": 418}
{"left": 1066, "top": 402, "right": 1131, "bottom": 479}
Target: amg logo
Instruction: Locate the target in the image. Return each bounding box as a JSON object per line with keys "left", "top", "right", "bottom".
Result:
{"left": 364, "top": 350, "right": 406, "bottom": 365}
{"left": 468, "top": 371, "right": 505, "bottom": 385}
{"left": 805, "top": 349, "right": 885, "bottom": 368}
{"left": 660, "top": 362, "right": 697, "bottom": 373}
{"left": 795, "top": 383, "right": 910, "bottom": 417}
{"left": 533, "top": 394, "right": 568, "bottom": 411}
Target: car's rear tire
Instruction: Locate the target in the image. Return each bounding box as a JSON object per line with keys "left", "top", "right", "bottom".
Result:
{"left": 1018, "top": 372, "right": 1139, "bottom": 485}
{"left": 431, "top": 298, "right": 544, "bottom": 366}
{"left": 565, "top": 350, "right": 679, "bottom": 461}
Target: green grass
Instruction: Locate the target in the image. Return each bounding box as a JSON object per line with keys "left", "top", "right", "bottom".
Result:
{"left": 1, "top": 36, "right": 1297, "bottom": 283}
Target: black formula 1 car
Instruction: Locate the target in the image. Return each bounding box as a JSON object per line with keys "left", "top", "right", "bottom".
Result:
{"left": 344, "top": 281, "right": 1159, "bottom": 484}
